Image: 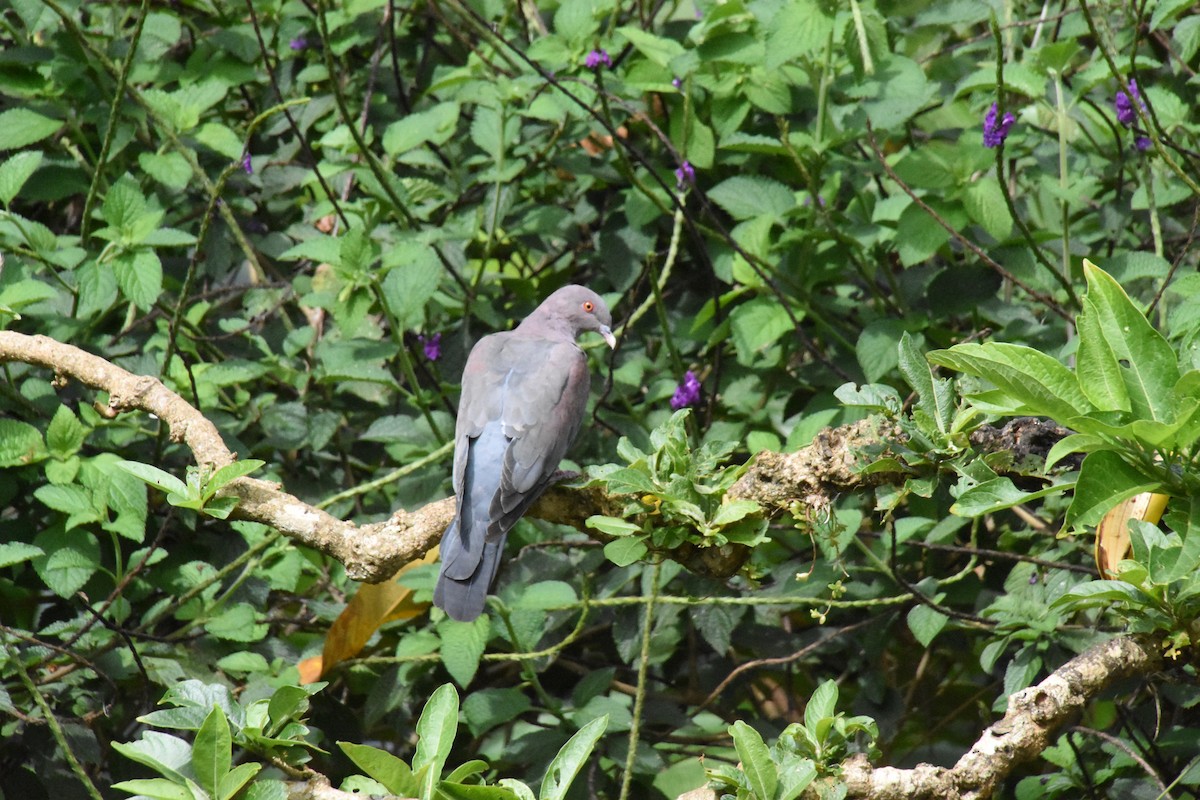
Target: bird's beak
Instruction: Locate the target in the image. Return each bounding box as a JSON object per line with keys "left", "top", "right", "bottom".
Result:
{"left": 599, "top": 325, "right": 617, "bottom": 349}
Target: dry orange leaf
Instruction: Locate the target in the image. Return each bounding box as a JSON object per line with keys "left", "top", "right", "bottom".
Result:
{"left": 298, "top": 547, "right": 439, "bottom": 683}
{"left": 1095, "top": 493, "right": 1168, "bottom": 578}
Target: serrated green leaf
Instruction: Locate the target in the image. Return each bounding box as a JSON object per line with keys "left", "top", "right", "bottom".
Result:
{"left": 383, "top": 102, "right": 460, "bottom": 155}
{"left": 963, "top": 179, "right": 1013, "bottom": 241}
{"left": 112, "top": 248, "right": 163, "bottom": 311}
{"left": 437, "top": 614, "right": 489, "bottom": 687}
{"left": 0, "top": 108, "right": 62, "bottom": 150}
{"left": 616, "top": 25, "right": 685, "bottom": 66}
{"left": 708, "top": 175, "right": 795, "bottom": 220}
{"left": 0, "top": 149, "right": 43, "bottom": 204}
{"left": 0, "top": 418, "right": 46, "bottom": 466}
{"left": 380, "top": 241, "right": 441, "bottom": 330}
{"left": 0, "top": 542, "right": 44, "bottom": 568}
{"left": 896, "top": 202, "right": 949, "bottom": 266}
{"left": 899, "top": 332, "right": 953, "bottom": 433}
{"left": 730, "top": 296, "right": 796, "bottom": 366}
{"left": 32, "top": 525, "right": 100, "bottom": 597}
{"left": 907, "top": 605, "right": 949, "bottom": 647}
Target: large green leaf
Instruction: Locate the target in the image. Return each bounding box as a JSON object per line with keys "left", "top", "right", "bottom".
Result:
{"left": 1078, "top": 260, "right": 1179, "bottom": 421}
{"left": 1065, "top": 450, "right": 1161, "bottom": 531}
{"left": 928, "top": 342, "right": 1092, "bottom": 422}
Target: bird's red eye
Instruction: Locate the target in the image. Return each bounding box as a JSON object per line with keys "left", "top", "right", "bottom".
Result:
{"left": 582, "top": 301, "right": 594, "bottom": 312}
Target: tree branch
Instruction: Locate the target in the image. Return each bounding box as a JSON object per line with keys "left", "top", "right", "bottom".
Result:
{"left": 0, "top": 332, "right": 1069, "bottom": 584}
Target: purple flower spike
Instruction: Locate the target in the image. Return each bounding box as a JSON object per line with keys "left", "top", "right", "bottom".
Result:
{"left": 670, "top": 370, "right": 702, "bottom": 410}
{"left": 982, "top": 102, "right": 1016, "bottom": 148}
{"left": 1116, "top": 78, "right": 1145, "bottom": 127}
{"left": 419, "top": 332, "right": 441, "bottom": 361}
{"left": 1135, "top": 136, "right": 1151, "bottom": 152}
{"left": 585, "top": 49, "right": 612, "bottom": 70}
{"left": 674, "top": 160, "right": 695, "bottom": 188}
{"left": 241, "top": 152, "right": 253, "bottom": 175}
{"left": 289, "top": 36, "right": 309, "bottom": 51}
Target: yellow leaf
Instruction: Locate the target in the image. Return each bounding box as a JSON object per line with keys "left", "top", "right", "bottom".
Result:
{"left": 1095, "top": 493, "right": 1168, "bottom": 578}
{"left": 301, "top": 547, "right": 439, "bottom": 682}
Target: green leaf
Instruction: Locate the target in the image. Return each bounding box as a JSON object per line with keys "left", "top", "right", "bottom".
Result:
{"left": 616, "top": 25, "right": 685, "bottom": 67}
{"left": 139, "top": 152, "right": 192, "bottom": 191}
{"left": 0, "top": 542, "right": 44, "bottom": 568}
{"left": 928, "top": 342, "right": 1092, "bottom": 421}
{"left": 383, "top": 102, "right": 460, "bottom": 155}
{"left": 898, "top": 332, "right": 952, "bottom": 434}
{"left": 962, "top": 179, "right": 1013, "bottom": 241}
{"left": 710, "top": 499, "right": 761, "bottom": 527}
{"left": 0, "top": 418, "right": 46, "bottom": 466}
{"left": 0, "top": 149, "right": 43, "bottom": 204}
{"left": 205, "top": 459, "right": 266, "bottom": 495}
{"left": 540, "top": 715, "right": 609, "bottom": 800}
{"left": 728, "top": 721, "right": 777, "bottom": 800}
{"left": 0, "top": 108, "right": 62, "bottom": 150}
{"left": 32, "top": 525, "right": 100, "bottom": 597}
{"left": 1077, "top": 260, "right": 1179, "bottom": 421}
{"left": 110, "top": 778, "right": 192, "bottom": 800}
{"left": 192, "top": 707, "right": 232, "bottom": 798}
{"left": 952, "top": 478, "right": 1069, "bottom": 517}
{"left": 112, "top": 248, "right": 163, "bottom": 311}
{"left": 896, "top": 202, "right": 949, "bottom": 266}
{"left": 907, "top": 605, "right": 949, "bottom": 647}
{"left": 46, "top": 404, "right": 88, "bottom": 457}
{"left": 1065, "top": 450, "right": 1161, "bottom": 531}
{"left": 438, "top": 614, "right": 489, "bottom": 687}
{"left": 1052, "top": 579, "right": 1146, "bottom": 609}
{"left": 603, "top": 536, "right": 648, "bottom": 566}
{"left": 804, "top": 680, "right": 838, "bottom": 732}
{"left": 764, "top": 0, "right": 835, "bottom": 67}
{"left": 218, "top": 762, "right": 262, "bottom": 800}
{"left": 379, "top": 241, "right": 442, "bottom": 330}
{"left": 708, "top": 175, "right": 795, "bottom": 220}
{"left": 205, "top": 603, "right": 269, "bottom": 642}
{"left": 115, "top": 460, "right": 190, "bottom": 497}
{"left": 730, "top": 296, "right": 796, "bottom": 366}
{"left": 338, "top": 742, "right": 420, "bottom": 797}
{"left": 586, "top": 515, "right": 643, "bottom": 537}
{"left": 413, "top": 683, "right": 459, "bottom": 784}
{"left": 462, "top": 688, "right": 532, "bottom": 738}
{"left": 111, "top": 732, "right": 193, "bottom": 783}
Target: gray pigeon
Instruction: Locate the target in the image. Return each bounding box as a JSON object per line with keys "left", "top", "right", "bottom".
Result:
{"left": 434, "top": 285, "right": 616, "bottom": 621}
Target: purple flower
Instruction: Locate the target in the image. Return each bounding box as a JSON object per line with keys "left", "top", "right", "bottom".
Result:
{"left": 585, "top": 49, "right": 612, "bottom": 70}
{"left": 289, "top": 36, "right": 309, "bottom": 51}
{"left": 1116, "top": 79, "right": 1145, "bottom": 127}
{"left": 1135, "top": 136, "right": 1152, "bottom": 152}
{"left": 419, "top": 332, "right": 441, "bottom": 361}
{"left": 674, "top": 160, "right": 695, "bottom": 188}
{"left": 670, "top": 370, "right": 701, "bottom": 410}
{"left": 982, "top": 102, "right": 1016, "bottom": 148}
{"left": 672, "top": 77, "right": 682, "bottom": 89}
{"left": 241, "top": 152, "right": 253, "bottom": 174}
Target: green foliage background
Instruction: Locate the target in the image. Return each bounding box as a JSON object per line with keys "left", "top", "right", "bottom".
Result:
{"left": 2, "top": 0, "right": 1200, "bottom": 798}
